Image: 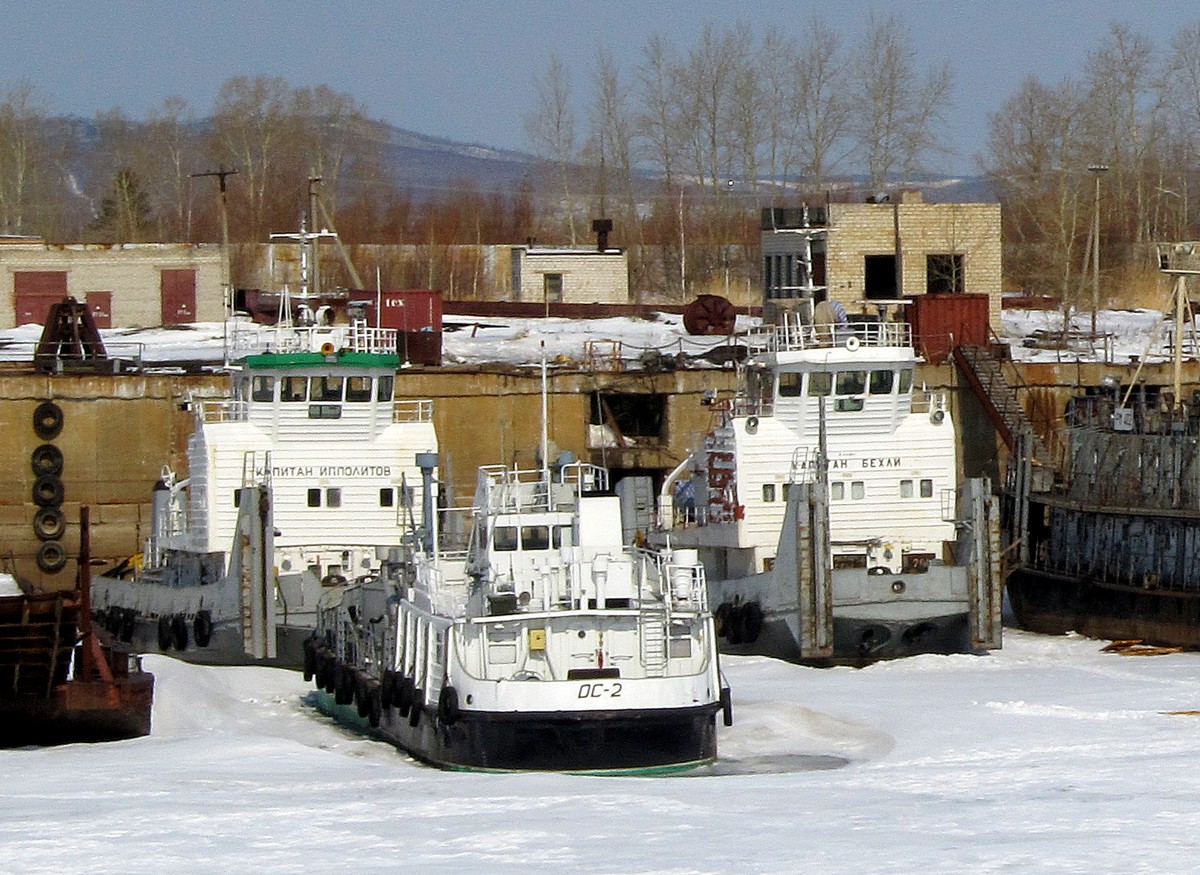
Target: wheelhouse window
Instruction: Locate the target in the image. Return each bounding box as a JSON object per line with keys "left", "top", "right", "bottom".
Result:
{"left": 899, "top": 369, "right": 914, "bottom": 393}
{"left": 493, "top": 526, "right": 518, "bottom": 552}
{"left": 252, "top": 376, "right": 275, "bottom": 402}
{"left": 281, "top": 376, "right": 307, "bottom": 402}
{"left": 521, "top": 526, "right": 550, "bottom": 550}
{"left": 346, "top": 376, "right": 372, "bottom": 402}
{"left": 808, "top": 372, "right": 832, "bottom": 396}
{"left": 835, "top": 371, "right": 866, "bottom": 395}
{"left": 312, "top": 376, "right": 343, "bottom": 402}
{"left": 869, "top": 370, "right": 894, "bottom": 395}
{"left": 376, "top": 375, "right": 394, "bottom": 402}
{"left": 308, "top": 404, "right": 342, "bottom": 419}
{"left": 778, "top": 373, "right": 803, "bottom": 397}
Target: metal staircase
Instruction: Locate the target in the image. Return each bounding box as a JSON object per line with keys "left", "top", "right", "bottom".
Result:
{"left": 953, "top": 345, "right": 1055, "bottom": 491}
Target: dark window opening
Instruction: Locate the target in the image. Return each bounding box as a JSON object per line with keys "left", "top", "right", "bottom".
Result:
{"left": 326, "top": 488, "right": 341, "bottom": 508}
{"left": 521, "top": 525, "right": 550, "bottom": 550}
{"left": 380, "top": 488, "right": 395, "bottom": 507}
{"left": 927, "top": 253, "right": 964, "bottom": 295}
{"left": 864, "top": 254, "right": 897, "bottom": 300}
{"left": 544, "top": 273, "right": 563, "bottom": 303}
{"left": 869, "top": 370, "right": 895, "bottom": 394}
{"left": 307, "top": 488, "right": 321, "bottom": 507}
{"left": 494, "top": 526, "right": 518, "bottom": 551}
{"left": 308, "top": 404, "right": 342, "bottom": 419}
{"left": 590, "top": 393, "right": 667, "bottom": 440}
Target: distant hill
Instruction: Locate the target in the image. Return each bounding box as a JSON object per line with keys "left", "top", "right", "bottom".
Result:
{"left": 375, "top": 124, "right": 997, "bottom": 204}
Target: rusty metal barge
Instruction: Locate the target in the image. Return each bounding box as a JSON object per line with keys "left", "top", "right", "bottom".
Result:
{"left": 0, "top": 509, "right": 153, "bottom": 747}
{"left": 1004, "top": 246, "right": 1200, "bottom": 648}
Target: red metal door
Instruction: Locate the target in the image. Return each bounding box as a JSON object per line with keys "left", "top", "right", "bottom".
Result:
{"left": 14, "top": 271, "right": 67, "bottom": 325}
{"left": 160, "top": 269, "right": 196, "bottom": 324}
{"left": 87, "top": 291, "right": 113, "bottom": 329}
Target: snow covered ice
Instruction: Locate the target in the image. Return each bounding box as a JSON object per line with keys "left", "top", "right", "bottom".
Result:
{"left": 1, "top": 630, "right": 1198, "bottom": 874}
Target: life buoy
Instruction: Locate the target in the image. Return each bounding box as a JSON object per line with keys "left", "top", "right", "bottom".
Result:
{"left": 33, "top": 506, "right": 65, "bottom": 540}
{"left": 32, "top": 475, "right": 64, "bottom": 508}
{"left": 320, "top": 342, "right": 336, "bottom": 355}
{"left": 845, "top": 336, "right": 860, "bottom": 352}
{"left": 35, "top": 540, "right": 67, "bottom": 573}
{"left": 32, "top": 401, "right": 64, "bottom": 440}
{"left": 437, "top": 686, "right": 461, "bottom": 725}
{"left": 30, "top": 444, "right": 64, "bottom": 477}
{"left": 171, "top": 614, "right": 189, "bottom": 651}
{"left": 193, "top": 610, "right": 213, "bottom": 648}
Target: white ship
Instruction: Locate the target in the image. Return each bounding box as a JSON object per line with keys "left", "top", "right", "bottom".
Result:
{"left": 658, "top": 311, "right": 1002, "bottom": 664}
{"left": 92, "top": 308, "right": 437, "bottom": 667}
{"left": 307, "top": 451, "right": 731, "bottom": 773}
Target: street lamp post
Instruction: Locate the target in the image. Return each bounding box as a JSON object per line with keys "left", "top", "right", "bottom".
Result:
{"left": 1088, "top": 164, "right": 1109, "bottom": 338}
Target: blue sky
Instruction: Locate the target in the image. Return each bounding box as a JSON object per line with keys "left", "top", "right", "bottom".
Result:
{"left": 7, "top": 2, "right": 1199, "bottom": 174}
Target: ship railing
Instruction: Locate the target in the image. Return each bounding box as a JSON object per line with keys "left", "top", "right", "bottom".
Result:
{"left": 721, "top": 396, "right": 774, "bottom": 418}
{"left": 192, "top": 397, "right": 246, "bottom": 423}
{"left": 476, "top": 462, "right": 609, "bottom": 514}
{"left": 225, "top": 319, "right": 399, "bottom": 359}
{"left": 745, "top": 316, "right": 911, "bottom": 354}
{"left": 640, "top": 548, "right": 709, "bottom": 614}
{"left": 392, "top": 399, "right": 434, "bottom": 423}
{"left": 416, "top": 558, "right": 471, "bottom": 618}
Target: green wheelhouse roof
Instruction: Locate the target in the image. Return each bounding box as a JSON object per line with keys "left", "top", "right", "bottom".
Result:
{"left": 242, "top": 351, "right": 401, "bottom": 369}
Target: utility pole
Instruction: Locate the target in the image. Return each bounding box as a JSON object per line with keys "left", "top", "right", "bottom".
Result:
{"left": 191, "top": 166, "right": 238, "bottom": 315}
{"left": 308, "top": 176, "right": 323, "bottom": 297}
{"left": 1088, "top": 164, "right": 1109, "bottom": 339}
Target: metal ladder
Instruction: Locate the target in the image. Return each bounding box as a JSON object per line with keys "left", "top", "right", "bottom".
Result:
{"left": 639, "top": 602, "right": 668, "bottom": 677}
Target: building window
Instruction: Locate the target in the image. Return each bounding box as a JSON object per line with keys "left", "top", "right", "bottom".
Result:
{"left": 927, "top": 254, "right": 964, "bottom": 295}
{"left": 544, "top": 273, "right": 563, "bottom": 303}
{"left": 864, "top": 255, "right": 897, "bottom": 299}
{"left": 590, "top": 393, "right": 667, "bottom": 440}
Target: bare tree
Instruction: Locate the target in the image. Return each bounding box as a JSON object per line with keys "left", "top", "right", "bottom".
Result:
{"left": 850, "top": 12, "right": 953, "bottom": 192}
{"left": 0, "top": 83, "right": 51, "bottom": 234}
{"left": 524, "top": 55, "right": 579, "bottom": 244}
{"left": 791, "top": 15, "right": 852, "bottom": 190}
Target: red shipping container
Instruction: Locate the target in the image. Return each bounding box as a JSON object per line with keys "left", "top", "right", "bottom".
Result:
{"left": 907, "top": 293, "right": 990, "bottom": 364}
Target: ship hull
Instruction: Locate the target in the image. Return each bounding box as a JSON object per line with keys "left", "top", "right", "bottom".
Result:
{"left": 0, "top": 674, "right": 154, "bottom": 748}
{"left": 1007, "top": 567, "right": 1200, "bottom": 648}
{"left": 312, "top": 691, "right": 720, "bottom": 774}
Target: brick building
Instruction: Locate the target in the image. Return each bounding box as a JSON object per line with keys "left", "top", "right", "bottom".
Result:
{"left": 510, "top": 246, "right": 630, "bottom": 305}
{"left": 761, "top": 192, "right": 1002, "bottom": 327}
{"left": 0, "top": 239, "right": 225, "bottom": 329}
